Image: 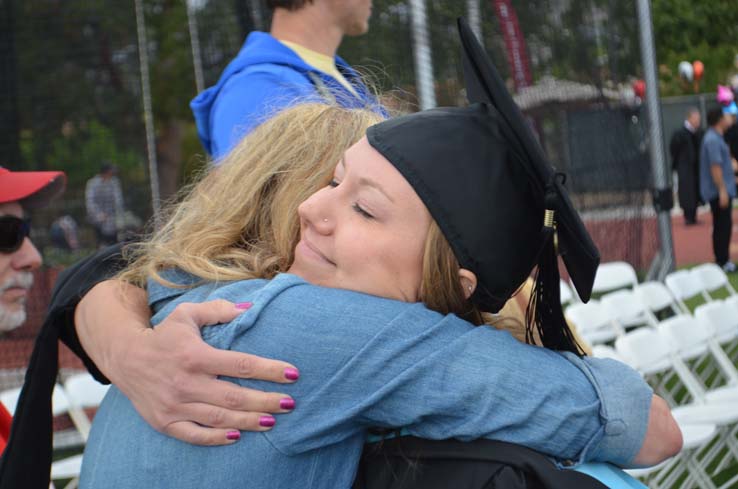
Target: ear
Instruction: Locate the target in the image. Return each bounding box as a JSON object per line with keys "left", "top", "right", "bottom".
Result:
{"left": 458, "top": 269, "right": 478, "bottom": 300}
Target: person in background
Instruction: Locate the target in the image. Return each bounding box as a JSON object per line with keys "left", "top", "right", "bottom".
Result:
{"left": 190, "top": 0, "right": 379, "bottom": 160}
{"left": 49, "top": 215, "right": 79, "bottom": 252}
{"left": 0, "top": 167, "right": 65, "bottom": 455}
{"left": 722, "top": 102, "right": 738, "bottom": 187}
{"left": 85, "top": 162, "right": 124, "bottom": 247}
{"left": 669, "top": 107, "right": 703, "bottom": 225}
{"left": 0, "top": 168, "right": 65, "bottom": 333}
{"left": 700, "top": 107, "right": 737, "bottom": 272}
{"left": 724, "top": 101, "right": 738, "bottom": 160}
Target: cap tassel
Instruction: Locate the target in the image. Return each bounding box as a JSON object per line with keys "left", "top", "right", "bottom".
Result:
{"left": 525, "top": 209, "right": 585, "bottom": 356}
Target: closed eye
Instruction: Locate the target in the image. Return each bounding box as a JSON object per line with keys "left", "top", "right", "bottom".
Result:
{"left": 353, "top": 203, "right": 374, "bottom": 219}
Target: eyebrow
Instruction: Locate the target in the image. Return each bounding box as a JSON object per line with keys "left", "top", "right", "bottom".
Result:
{"left": 340, "top": 157, "right": 396, "bottom": 204}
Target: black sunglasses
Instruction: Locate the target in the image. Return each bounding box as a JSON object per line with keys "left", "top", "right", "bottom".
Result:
{"left": 0, "top": 215, "right": 32, "bottom": 253}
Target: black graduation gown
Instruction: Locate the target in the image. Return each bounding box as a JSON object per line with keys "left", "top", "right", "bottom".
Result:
{"left": 669, "top": 126, "right": 703, "bottom": 213}
{"left": 0, "top": 248, "right": 607, "bottom": 489}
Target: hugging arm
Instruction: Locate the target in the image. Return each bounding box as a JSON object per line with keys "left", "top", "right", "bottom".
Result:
{"left": 251, "top": 290, "right": 681, "bottom": 468}
{"left": 56, "top": 247, "right": 301, "bottom": 444}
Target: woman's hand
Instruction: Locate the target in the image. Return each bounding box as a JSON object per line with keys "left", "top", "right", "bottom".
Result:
{"left": 76, "top": 280, "right": 299, "bottom": 445}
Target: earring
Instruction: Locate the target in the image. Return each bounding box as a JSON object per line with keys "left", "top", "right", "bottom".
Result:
{"left": 467, "top": 285, "right": 472, "bottom": 292}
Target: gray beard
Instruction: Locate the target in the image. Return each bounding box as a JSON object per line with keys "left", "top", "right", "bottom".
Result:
{"left": 0, "top": 272, "right": 34, "bottom": 333}
{"left": 0, "top": 306, "right": 26, "bottom": 332}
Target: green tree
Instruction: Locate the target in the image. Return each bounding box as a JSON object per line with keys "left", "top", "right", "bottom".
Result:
{"left": 652, "top": 0, "right": 738, "bottom": 96}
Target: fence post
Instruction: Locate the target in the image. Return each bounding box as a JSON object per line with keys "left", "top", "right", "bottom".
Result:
{"left": 409, "top": 0, "right": 436, "bottom": 110}
{"left": 636, "top": 0, "right": 674, "bottom": 280}
{"left": 134, "top": 0, "right": 161, "bottom": 224}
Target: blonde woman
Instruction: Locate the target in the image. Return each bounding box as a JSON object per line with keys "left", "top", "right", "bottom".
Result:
{"left": 74, "top": 99, "right": 679, "bottom": 489}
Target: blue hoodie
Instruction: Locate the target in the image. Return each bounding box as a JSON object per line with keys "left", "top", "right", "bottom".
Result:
{"left": 190, "top": 31, "right": 381, "bottom": 159}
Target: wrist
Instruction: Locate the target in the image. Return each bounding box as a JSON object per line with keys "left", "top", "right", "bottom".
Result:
{"left": 74, "top": 280, "right": 150, "bottom": 382}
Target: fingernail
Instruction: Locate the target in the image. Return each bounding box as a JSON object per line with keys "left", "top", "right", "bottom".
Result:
{"left": 284, "top": 367, "right": 300, "bottom": 380}
{"left": 235, "top": 302, "right": 253, "bottom": 310}
{"left": 280, "top": 398, "right": 295, "bottom": 410}
{"left": 259, "top": 416, "right": 276, "bottom": 427}
{"left": 226, "top": 430, "right": 240, "bottom": 440}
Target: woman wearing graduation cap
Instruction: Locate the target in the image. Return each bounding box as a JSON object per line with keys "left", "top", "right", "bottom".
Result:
{"left": 75, "top": 19, "right": 680, "bottom": 489}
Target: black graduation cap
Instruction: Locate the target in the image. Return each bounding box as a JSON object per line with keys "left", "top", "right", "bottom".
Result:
{"left": 366, "top": 18, "right": 600, "bottom": 354}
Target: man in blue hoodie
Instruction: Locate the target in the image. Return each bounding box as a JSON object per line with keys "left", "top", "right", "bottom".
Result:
{"left": 191, "top": 0, "right": 379, "bottom": 160}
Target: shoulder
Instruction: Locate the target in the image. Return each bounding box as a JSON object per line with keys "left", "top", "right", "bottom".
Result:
{"left": 217, "top": 65, "right": 313, "bottom": 102}
{"left": 253, "top": 275, "right": 474, "bottom": 339}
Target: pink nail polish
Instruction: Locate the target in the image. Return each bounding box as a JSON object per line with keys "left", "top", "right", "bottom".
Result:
{"left": 235, "top": 302, "right": 253, "bottom": 310}
{"left": 226, "top": 430, "right": 240, "bottom": 440}
{"left": 280, "top": 398, "right": 295, "bottom": 410}
{"left": 284, "top": 367, "right": 300, "bottom": 380}
{"left": 259, "top": 416, "right": 276, "bottom": 427}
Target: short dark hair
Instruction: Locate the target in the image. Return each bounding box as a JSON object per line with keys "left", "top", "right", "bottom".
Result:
{"left": 266, "top": 0, "right": 312, "bottom": 10}
{"left": 706, "top": 107, "right": 725, "bottom": 127}
{"left": 685, "top": 106, "right": 699, "bottom": 119}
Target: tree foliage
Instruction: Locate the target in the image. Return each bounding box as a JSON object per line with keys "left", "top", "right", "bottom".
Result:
{"left": 652, "top": 0, "right": 738, "bottom": 96}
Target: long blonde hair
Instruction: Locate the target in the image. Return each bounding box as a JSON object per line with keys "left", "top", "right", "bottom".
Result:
{"left": 120, "top": 103, "right": 384, "bottom": 286}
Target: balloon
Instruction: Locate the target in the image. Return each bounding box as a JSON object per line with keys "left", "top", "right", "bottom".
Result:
{"left": 717, "top": 84, "right": 734, "bottom": 105}
{"left": 633, "top": 79, "right": 646, "bottom": 99}
{"left": 678, "top": 61, "right": 694, "bottom": 82}
{"left": 692, "top": 60, "right": 704, "bottom": 81}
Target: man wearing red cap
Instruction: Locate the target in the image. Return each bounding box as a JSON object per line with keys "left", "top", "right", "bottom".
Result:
{"left": 0, "top": 168, "right": 65, "bottom": 332}
{"left": 0, "top": 167, "right": 65, "bottom": 454}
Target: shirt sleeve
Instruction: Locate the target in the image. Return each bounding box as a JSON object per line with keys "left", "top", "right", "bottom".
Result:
{"left": 54, "top": 243, "right": 128, "bottom": 383}
{"left": 705, "top": 137, "right": 724, "bottom": 167}
{"left": 215, "top": 286, "right": 651, "bottom": 467}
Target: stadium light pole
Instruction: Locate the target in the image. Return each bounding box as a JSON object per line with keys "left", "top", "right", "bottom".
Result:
{"left": 409, "top": 0, "right": 436, "bottom": 110}
{"left": 636, "top": 0, "right": 675, "bottom": 280}
{"left": 134, "top": 0, "right": 161, "bottom": 225}
{"left": 186, "top": 0, "right": 205, "bottom": 95}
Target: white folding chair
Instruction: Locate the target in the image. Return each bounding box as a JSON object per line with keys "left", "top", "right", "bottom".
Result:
{"left": 591, "top": 261, "right": 638, "bottom": 295}
{"left": 0, "top": 387, "right": 21, "bottom": 415}
{"left": 665, "top": 269, "right": 709, "bottom": 313}
{"left": 564, "top": 300, "right": 622, "bottom": 346}
{"left": 658, "top": 315, "right": 738, "bottom": 402}
{"left": 51, "top": 454, "right": 83, "bottom": 489}
{"left": 600, "top": 288, "right": 659, "bottom": 330}
{"left": 590, "top": 344, "right": 627, "bottom": 363}
{"left": 616, "top": 328, "right": 738, "bottom": 487}
{"left": 0, "top": 384, "right": 71, "bottom": 417}
{"left": 695, "top": 301, "right": 738, "bottom": 363}
{"left": 633, "top": 281, "right": 682, "bottom": 318}
{"left": 691, "top": 263, "right": 737, "bottom": 301}
{"left": 559, "top": 279, "right": 574, "bottom": 306}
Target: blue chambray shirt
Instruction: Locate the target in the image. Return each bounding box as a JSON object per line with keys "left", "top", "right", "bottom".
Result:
{"left": 81, "top": 273, "right": 652, "bottom": 489}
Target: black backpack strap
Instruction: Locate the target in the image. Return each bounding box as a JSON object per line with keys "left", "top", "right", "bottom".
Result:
{"left": 353, "top": 437, "right": 609, "bottom": 489}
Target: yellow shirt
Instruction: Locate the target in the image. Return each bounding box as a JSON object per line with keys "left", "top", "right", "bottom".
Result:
{"left": 279, "top": 40, "right": 359, "bottom": 98}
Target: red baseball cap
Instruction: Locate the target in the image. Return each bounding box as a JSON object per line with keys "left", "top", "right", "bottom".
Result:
{"left": 0, "top": 167, "right": 67, "bottom": 209}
